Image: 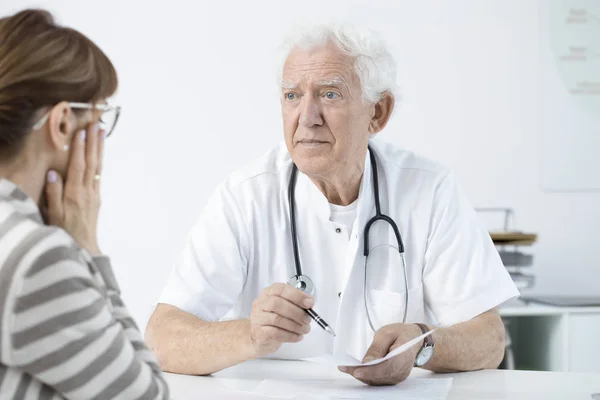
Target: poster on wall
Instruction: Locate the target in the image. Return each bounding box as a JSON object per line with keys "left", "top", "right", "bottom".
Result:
{"left": 540, "top": 0, "right": 600, "bottom": 191}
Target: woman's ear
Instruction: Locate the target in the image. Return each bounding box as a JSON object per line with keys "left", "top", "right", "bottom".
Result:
{"left": 46, "top": 101, "right": 74, "bottom": 152}
{"left": 368, "top": 92, "right": 395, "bottom": 134}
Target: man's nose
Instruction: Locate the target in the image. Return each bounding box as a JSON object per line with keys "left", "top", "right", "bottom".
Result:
{"left": 299, "top": 97, "right": 323, "bottom": 127}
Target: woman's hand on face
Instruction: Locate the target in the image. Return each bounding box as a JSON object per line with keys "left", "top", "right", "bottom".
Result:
{"left": 45, "top": 123, "right": 105, "bottom": 256}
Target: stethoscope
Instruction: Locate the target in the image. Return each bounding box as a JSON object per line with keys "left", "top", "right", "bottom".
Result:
{"left": 287, "top": 146, "right": 409, "bottom": 331}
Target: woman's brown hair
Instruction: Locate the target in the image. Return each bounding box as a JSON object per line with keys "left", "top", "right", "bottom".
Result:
{"left": 0, "top": 9, "right": 118, "bottom": 160}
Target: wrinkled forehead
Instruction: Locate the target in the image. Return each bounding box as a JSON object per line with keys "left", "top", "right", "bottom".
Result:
{"left": 281, "top": 43, "right": 359, "bottom": 90}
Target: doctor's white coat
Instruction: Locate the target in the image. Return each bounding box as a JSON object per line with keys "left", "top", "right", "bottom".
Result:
{"left": 159, "top": 139, "right": 519, "bottom": 361}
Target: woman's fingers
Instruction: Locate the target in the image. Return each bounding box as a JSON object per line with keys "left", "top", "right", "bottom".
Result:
{"left": 45, "top": 170, "right": 64, "bottom": 225}
{"left": 96, "top": 128, "right": 105, "bottom": 174}
{"left": 94, "top": 129, "right": 106, "bottom": 190}
{"left": 65, "top": 130, "right": 87, "bottom": 193}
{"left": 83, "top": 123, "right": 99, "bottom": 185}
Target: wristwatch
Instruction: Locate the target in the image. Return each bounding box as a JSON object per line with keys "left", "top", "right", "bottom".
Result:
{"left": 414, "top": 323, "right": 435, "bottom": 367}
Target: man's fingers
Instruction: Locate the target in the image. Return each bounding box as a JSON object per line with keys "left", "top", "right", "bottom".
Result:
{"left": 260, "top": 326, "right": 304, "bottom": 344}
{"left": 338, "top": 329, "right": 403, "bottom": 383}
{"left": 340, "top": 359, "right": 407, "bottom": 386}
{"left": 84, "top": 123, "right": 99, "bottom": 185}
{"left": 45, "top": 170, "right": 64, "bottom": 224}
{"left": 344, "top": 361, "right": 391, "bottom": 381}
{"left": 362, "top": 329, "right": 397, "bottom": 362}
{"left": 267, "top": 283, "right": 314, "bottom": 309}
{"left": 66, "top": 130, "right": 86, "bottom": 188}
{"left": 262, "top": 296, "right": 312, "bottom": 326}
{"left": 338, "top": 325, "right": 421, "bottom": 386}
{"left": 259, "top": 312, "right": 311, "bottom": 336}
{"left": 353, "top": 373, "right": 405, "bottom": 386}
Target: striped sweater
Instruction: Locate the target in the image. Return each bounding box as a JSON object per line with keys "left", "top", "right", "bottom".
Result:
{"left": 0, "top": 179, "right": 169, "bottom": 399}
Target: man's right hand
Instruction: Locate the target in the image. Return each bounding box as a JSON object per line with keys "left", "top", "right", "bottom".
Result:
{"left": 249, "top": 283, "right": 313, "bottom": 357}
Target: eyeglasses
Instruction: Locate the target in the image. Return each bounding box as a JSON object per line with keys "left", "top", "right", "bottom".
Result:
{"left": 33, "top": 102, "right": 122, "bottom": 137}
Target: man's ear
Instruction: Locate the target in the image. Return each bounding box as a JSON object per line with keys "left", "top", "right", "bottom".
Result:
{"left": 46, "top": 101, "right": 74, "bottom": 151}
{"left": 368, "top": 92, "right": 395, "bottom": 134}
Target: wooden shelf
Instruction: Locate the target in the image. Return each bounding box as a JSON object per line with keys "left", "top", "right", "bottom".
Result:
{"left": 490, "top": 232, "right": 538, "bottom": 246}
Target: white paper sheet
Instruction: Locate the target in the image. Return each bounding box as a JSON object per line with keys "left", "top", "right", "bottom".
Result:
{"left": 251, "top": 377, "right": 453, "bottom": 399}
{"left": 303, "top": 329, "right": 436, "bottom": 367}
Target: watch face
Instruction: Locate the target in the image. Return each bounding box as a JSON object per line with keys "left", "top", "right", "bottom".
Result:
{"left": 416, "top": 346, "right": 434, "bottom": 366}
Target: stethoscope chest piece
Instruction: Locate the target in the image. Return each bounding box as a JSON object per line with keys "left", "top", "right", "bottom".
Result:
{"left": 288, "top": 274, "right": 315, "bottom": 296}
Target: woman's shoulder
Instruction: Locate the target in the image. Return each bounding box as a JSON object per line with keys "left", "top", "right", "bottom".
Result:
{"left": 31, "top": 223, "right": 89, "bottom": 264}
{"left": 0, "top": 218, "right": 97, "bottom": 334}
{"left": 0, "top": 216, "right": 89, "bottom": 288}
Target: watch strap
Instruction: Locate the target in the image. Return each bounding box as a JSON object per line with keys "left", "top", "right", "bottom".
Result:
{"left": 415, "top": 323, "right": 434, "bottom": 347}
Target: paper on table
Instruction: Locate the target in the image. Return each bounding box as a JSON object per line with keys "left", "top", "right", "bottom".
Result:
{"left": 251, "top": 377, "right": 453, "bottom": 399}
{"left": 304, "top": 329, "right": 436, "bottom": 367}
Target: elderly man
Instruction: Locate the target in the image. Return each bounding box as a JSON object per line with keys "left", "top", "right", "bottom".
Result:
{"left": 146, "top": 23, "right": 519, "bottom": 386}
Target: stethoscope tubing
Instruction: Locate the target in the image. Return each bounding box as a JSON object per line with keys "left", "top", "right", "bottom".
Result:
{"left": 287, "top": 145, "right": 408, "bottom": 330}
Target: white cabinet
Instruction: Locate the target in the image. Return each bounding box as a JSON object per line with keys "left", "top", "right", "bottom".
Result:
{"left": 568, "top": 313, "right": 600, "bottom": 373}
{"left": 499, "top": 302, "right": 600, "bottom": 373}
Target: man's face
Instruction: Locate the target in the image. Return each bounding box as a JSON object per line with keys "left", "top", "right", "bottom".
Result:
{"left": 281, "top": 42, "right": 374, "bottom": 178}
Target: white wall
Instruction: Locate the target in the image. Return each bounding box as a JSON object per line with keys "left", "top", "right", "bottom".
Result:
{"left": 1, "top": 0, "right": 598, "bottom": 331}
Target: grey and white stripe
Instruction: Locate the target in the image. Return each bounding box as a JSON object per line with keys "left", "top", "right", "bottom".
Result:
{"left": 0, "top": 179, "right": 169, "bottom": 399}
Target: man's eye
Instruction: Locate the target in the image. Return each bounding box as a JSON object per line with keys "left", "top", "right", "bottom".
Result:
{"left": 325, "top": 91, "right": 339, "bottom": 99}
{"left": 286, "top": 93, "right": 297, "bottom": 101}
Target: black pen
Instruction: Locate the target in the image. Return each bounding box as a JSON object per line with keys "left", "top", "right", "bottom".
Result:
{"left": 286, "top": 281, "right": 336, "bottom": 336}
{"left": 305, "top": 308, "right": 336, "bottom": 337}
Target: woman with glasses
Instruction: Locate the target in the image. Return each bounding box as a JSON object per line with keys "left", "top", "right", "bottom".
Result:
{"left": 0, "top": 9, "right": 168, "bottom": 399}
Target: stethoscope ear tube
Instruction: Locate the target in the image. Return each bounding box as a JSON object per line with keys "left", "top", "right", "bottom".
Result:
{"left": 288, "top": 164, "right": 303, "bottom": 278}
{"left": 363, "top": 149, "right": 405, "bottom": 257}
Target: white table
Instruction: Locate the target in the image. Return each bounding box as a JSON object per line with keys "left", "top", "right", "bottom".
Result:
{"left": 165, "top": 359, "right": 600, "bottom": 400}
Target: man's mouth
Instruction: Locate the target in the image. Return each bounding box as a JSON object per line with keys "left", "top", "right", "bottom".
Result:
{"left": 297, "top": 139, "right": 328, "bottom": 147}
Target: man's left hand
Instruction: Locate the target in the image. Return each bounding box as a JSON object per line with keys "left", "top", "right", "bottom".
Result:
{"left": 338, "top": 323, "right": 423, "bottom": 386}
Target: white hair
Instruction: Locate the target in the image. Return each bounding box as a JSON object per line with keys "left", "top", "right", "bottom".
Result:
{"left": 277, "top": 22, "right": 399, "bottom": 104}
